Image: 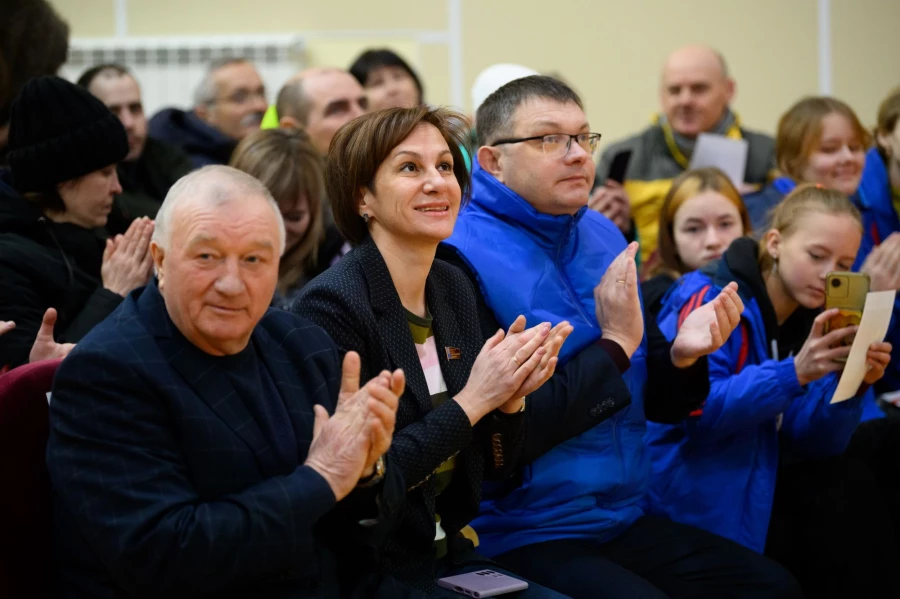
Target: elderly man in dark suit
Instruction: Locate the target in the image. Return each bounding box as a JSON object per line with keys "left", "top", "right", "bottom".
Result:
{"left": 46, "top": 165, "right": 407, "bottom": 598}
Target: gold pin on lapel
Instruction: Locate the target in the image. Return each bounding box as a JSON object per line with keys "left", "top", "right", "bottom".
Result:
{"left": 445, "top": 347, "right": 461, "bottom": 360}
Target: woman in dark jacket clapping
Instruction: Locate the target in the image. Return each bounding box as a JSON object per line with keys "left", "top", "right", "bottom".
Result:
{"left": 0, "top": 76, "right": 153, "bottom": 369}
{"left": 294, "top": 106, "right": 571, "bottom": 597}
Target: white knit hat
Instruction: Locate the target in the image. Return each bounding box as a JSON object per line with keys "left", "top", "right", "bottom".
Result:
{"left": 470, "top": 63, "right": 539, "bottom": 113}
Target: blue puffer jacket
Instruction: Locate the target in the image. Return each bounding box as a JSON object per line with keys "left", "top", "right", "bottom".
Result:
{"left": 444, "top": 165, "right": 648, "bottom": 558}
{"left": 645, "top": 237, "right": 865, "bottom": 552}
{"left": 745, "top": 175, "right": 886, "bottom": 416}
{"left": 742, "top": 177, "right": 796, "bottom": 232}
{"left": 854, "top": 148, "right": 900, "bottom": 394}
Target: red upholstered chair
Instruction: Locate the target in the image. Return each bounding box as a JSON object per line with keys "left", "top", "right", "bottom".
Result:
{"left": 0, "top": 359, "right": 63, "bottom": 599}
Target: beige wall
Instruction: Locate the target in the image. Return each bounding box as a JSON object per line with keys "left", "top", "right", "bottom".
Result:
{"left": 50, "top": 0, "right": 899, "bottom": 150}
{"left": 832, "top": 0, "right": 900, "bottom": 129}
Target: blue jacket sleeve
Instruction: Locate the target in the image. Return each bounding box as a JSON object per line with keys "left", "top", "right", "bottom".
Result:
{"left": 779, "top": 374, "right": 864, "bottom": 459}
{"left": 687, "top": 329, "right": 806, "bottom": 443}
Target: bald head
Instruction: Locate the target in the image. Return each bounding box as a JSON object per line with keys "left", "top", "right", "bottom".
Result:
{"left": 660, "top": 45, "right": 734, "bottom": 138}
{"left": 152, "top": 165, "right": 285, "bottom": 255}
{"left": 275, "top": 68, "right": 368, "bottom": 155}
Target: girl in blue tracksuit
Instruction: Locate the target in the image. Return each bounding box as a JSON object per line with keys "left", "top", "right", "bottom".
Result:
{"left": 856, "top": 88, "right": 900, "bottom": 397}
{"left": 647, "top": 185, "right": 898, "bottom": 597}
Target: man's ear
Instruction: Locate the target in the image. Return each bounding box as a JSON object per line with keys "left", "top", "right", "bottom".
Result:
{"left": 723, "top": 78, "right": 736, "bottom": 105}
{"left": 150, "top": 241, "right": 166, "bottom": 290}
{"left": 194, "top": 103, "right": 211, "bottom": 124}
{"left": 279, "top": 115, "right": 303, "bottom": 130}
{"left": 477, "top": 145, "right": 504, "bottom": 181}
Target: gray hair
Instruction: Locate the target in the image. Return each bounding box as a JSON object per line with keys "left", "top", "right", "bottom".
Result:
{"left": 193, "top": 57, "right": 251, "bottom": 107}
{"left": 475, "top": 75, "right": 584, "bottom": 147}
{"left": 152, "top": 165, "right": 286, "bottom": 255}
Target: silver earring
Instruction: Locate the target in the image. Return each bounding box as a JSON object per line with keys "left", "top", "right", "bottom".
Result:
{"left": 772, "top": 259, "right": 778, "bottom": 275}
{"left": 362, "top": 213, "right": 371, "bottom": 223}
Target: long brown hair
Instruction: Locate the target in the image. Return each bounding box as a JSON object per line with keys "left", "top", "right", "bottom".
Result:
{"left": 775, "top": 97, "right": 871, "bottom": 181}
{"left": 652, "top": 167, "right": 751, "bottom": 277}
{"left": 230, "top": 128, "right": 325, "bottom": 295}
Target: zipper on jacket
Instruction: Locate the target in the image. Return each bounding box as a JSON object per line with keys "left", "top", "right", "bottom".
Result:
{"left": 554, "top": 220, "right": 594, "bottom": 325}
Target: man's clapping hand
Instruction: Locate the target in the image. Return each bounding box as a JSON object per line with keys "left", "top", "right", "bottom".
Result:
{"left": 305, "top": 351, "right": 403, "bottom": 500}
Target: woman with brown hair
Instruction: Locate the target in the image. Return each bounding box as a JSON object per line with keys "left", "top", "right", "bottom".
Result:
{"left": 744, "top": 96, "right": 870, "bottom": 231}
{"left": 293, "top": 106, "right": 575, "bottom": 597}
{"left": 642, "top": 166, "right": 752, "bottom": 318}
{"left": 230, "top": 127, "right": 344, "bottom": 308}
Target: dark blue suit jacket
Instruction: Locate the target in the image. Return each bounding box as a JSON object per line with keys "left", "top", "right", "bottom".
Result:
{"left": 46, "top": 281, "right": 405, "bottom": 598}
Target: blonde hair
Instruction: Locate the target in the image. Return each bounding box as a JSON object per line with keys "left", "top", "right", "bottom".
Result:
{"left": 758, "top": 183, "right": 862, "bottom": 272}
{"left": 230, "top": 128, "right": 325, "bottom": 295}
{"left": 775, "top": 96, "right": 872, "bottom": 181}
{"left": 652, "top": 167, "right": 751, "bottom": 277}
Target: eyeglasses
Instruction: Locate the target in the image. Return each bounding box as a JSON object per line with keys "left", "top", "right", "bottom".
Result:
{"left": 491, "top": 133, "right": 602, "bottom": 157}
{"left": 215, "top": 87, "right": 267, "bottom": 106}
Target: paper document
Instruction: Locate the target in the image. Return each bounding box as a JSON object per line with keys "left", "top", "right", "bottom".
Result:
{"left": 688, "top": 133, "right": 749, "bottom": 188}
{"left": 831, "top": 290, "right": 897, "bottom": 403}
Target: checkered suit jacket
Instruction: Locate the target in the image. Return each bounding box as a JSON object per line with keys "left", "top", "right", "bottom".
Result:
{"left": 46, "top": 280, "right": 405, "bottom": 599}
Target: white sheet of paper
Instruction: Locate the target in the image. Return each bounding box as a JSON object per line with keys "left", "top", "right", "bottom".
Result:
{"left": 688, "top": 133, "right": 749, "bottom": 187}
{"left": 831, "top": 290, "right": 897, "bottom": 403}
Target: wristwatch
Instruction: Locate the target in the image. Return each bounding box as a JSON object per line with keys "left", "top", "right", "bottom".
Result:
{"left": 357, "top": 456, "right": 386, "bottom": 488}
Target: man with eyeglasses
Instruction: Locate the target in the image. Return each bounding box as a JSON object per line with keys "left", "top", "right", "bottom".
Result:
{"left": 592, "top": 45, "right": 775, "bottom": 264}
{"left": 150, "top": 58, "right": 268, "bottom": 168}
{"left": 440, "top": 75, "right": 801, "bottom": 598}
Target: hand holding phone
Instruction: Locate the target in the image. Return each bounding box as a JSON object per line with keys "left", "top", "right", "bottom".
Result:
{"left": 823, "top": 272, "right": 870, "bottom": 355}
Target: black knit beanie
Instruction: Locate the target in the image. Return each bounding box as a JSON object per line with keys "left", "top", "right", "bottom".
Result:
{"left": 7, "top": 75, "right": 128, "bottom": 193}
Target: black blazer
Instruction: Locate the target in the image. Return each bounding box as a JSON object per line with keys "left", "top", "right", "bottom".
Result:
{"left": 294, "top": 238, "right": 525, "bottom": 584}
{"left": 47, "top": 280, "right": 405, "bottom": 599}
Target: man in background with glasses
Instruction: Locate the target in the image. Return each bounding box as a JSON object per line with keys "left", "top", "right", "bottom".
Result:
{"left": 150, "top": 58, "right": 268, "bottom": 168}
{"left": 440, "top": 75, "right": 800, "bottom": 598}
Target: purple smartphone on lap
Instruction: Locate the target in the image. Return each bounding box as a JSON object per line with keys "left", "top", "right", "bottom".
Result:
{"left": 436, "top": 569, "right": 529, "bottom": 597}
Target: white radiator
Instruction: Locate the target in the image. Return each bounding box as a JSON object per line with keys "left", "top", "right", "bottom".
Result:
{"left": 59, "top": 35, "right": 307, "bottom": 118}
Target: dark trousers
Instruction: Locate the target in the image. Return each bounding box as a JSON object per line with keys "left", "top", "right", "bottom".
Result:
{"left": 847, "top": 418, "right": 900, "bottom": 543}
{"left": 494, "top": 516, "right": 802, "bottom": 599}
{"left": 766, "top": 449, "right": 900, "bottom": 598}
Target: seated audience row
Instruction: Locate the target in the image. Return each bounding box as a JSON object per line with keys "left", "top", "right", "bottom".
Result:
{"left": 1, "top": 24, "right": 899, "bottom": 598}
{"left": 649, "top": 184, "right": 898, "bottom": 597}
{"left": 40, "top": 78, "right": 804, "bottom": 598}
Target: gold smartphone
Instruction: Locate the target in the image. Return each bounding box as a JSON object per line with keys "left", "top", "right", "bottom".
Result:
{"left": 823, "top": 272, "right": 869, "bottom": 357}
